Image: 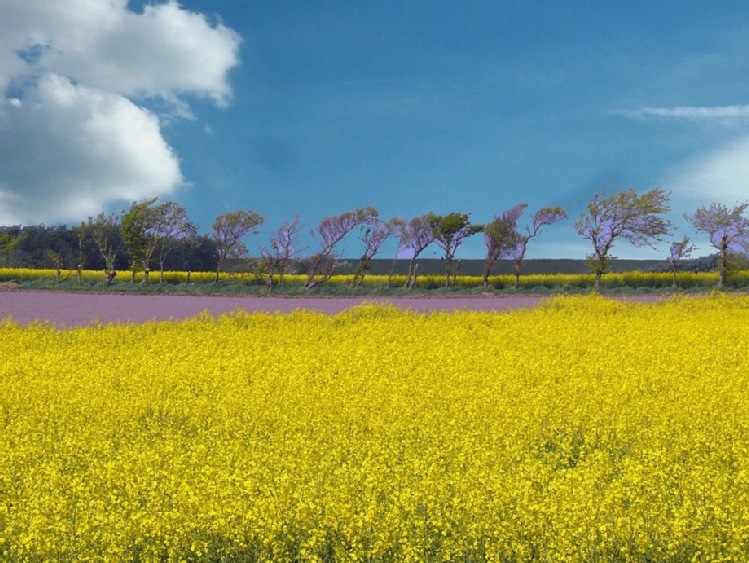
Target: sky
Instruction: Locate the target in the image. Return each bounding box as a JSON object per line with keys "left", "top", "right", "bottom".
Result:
{"left": 1, "top": 1, "right": 749, "bottom": 260}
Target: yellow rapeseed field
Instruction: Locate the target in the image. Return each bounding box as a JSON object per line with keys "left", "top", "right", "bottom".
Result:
{"left": 2, "top": 295, "right": 749, "bottom": 561}
{"left": 4, "top": 266, "right": 744, "bottom": 290}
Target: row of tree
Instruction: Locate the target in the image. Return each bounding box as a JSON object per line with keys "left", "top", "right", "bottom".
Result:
{"left": 1, "top": 189, "right": 748, "bottom": 289}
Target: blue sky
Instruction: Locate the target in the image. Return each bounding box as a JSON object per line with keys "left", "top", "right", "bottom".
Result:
{"left": 2, "top": 1, "right": 749, "bottom": 260}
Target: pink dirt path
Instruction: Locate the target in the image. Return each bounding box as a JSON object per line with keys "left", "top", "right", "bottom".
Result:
{"left": 0, "top": 290, "right": 666, "bottom": 328}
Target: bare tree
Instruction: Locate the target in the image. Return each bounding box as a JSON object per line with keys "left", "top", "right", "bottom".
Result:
{"left": 305, "top": 207, "right": 378, "bottom": 288}
{"left": 150, "top": 201, "right": 197, "bottom": 283}
{"left": 482, "top": 204, "right": 525, "bottom": 287}
{"left": 261, "top": 215, "right": 304, "bottom": 290}
{"left": 667, "top": 236, "right": 694, "bottom": 288}
{"left": 211, "top": 210, "right": 265, "bottom": 283}
{"left": 396, "top": 215, "right": 434, "bottom": 289}
{"left": 686, "top": 202, "right": 749, "bottom": 288}
{"left": 350, "top": 218, "right": 399, "bottom": 288}
{"left": 574, "top": 188, "right": 671, "bottom": 289}
{"left": 71, "top": 222, "right": 88, "bottom": 285}
{"left": 89, "top": 213, "right": 119, "bottom": 285}
{"left": 428, "top": 212, "right": 483, "bottom": 288}
{"left": 506, "top": 205, "right": 567, "bottom": 289}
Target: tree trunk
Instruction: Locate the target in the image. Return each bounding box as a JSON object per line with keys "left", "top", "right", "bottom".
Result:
{"left": 404, "top": 257, "right": 417, "bottom": 289}
{"left": 350, "top": 257, "right": 369, "bottom": 288}
{"left": 387, "top": 255, "right": 398, "bottom": 288}
{"left": 595, "top": 271, "right": 602, "bottom": 290}
{"left": 409, "top": 263, "right": 420, "bottom": 289}
{"left": 482, "top": 257, "right": 495, "bottom": 288}
{"left": 105, "top": 269, "right": 117, "bottom": 286}
{"left": 451, "top": 259, "right": 461, "bottom": 287}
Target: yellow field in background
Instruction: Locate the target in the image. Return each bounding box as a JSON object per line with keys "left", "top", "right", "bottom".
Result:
{"left": 2, "top": 296, "right": 749, "bottom": 561}
{"left": 2, "top": 266, "right": 744, "bottom": 289}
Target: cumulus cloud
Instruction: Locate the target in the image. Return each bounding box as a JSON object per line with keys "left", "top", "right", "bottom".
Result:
{"left": 0, "top": 74, "right": 182, "bottom": 224}
{"left": 0, "top": 0, "right": 241, "bottom": 225}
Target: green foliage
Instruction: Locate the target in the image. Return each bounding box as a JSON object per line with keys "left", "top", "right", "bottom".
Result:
{"left": 88, "top": 213, "right": 119, "bottom": 284}
{"left": 575, "top": 188, "right": 671, "bottom": 288}
{"left": 428, "top": 212, "right": 483, "bottom": 287}
{"left": 0, "top": 228, "right": 25, "bottom": 265}
{"left": 121, "top": 197, "right": 160, "bottom": 280}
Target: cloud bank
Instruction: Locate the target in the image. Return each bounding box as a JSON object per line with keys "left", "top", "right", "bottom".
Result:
{"left": 625, "top": 103, "right": 749, "bottom": 211}
{"left": 0, "top": 0, "right": 241, "bottom": 225}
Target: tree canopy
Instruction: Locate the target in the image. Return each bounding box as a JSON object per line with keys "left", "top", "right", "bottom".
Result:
{"left": 574, "top": 188, "right": 671, "bottom": 288}
{"left": 428, "top": 212, "right": 483, "bottom": 287}
{"left": 211, "top": 210, "right": 265, "bottom": 283}
{"left": 686, "top": 202, "right": 749, "bottom": 287}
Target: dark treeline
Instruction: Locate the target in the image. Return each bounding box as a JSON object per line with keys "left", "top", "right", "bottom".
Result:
{"left": 0, "top": 223, "right": 725, "bottom": 276}
{"left": 1, "top": 190, "right": 747, "bottom": 290}
{"left": 360, "top": 256, "right": 718, "bottom": 276}
{"left": 0, "top": 224, "right": 219, "bottom": 272}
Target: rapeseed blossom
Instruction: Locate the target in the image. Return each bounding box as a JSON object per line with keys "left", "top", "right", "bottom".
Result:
{"left": 1, "top": 295, "right": 749, "bottom": 561}
{"left": 3, "top": 267, "right": 746, "bottom": 290}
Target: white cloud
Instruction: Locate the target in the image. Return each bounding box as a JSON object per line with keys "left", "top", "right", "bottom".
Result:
{"left": 630, "top": 104, "right": 749, "bottom": 120}
{"left": 665, "top": 136, "right": 749, "bottom": 206}
{"left": 34, "top": 1, "right": 240, "bottom": 106}
{"left": 623, "top": 102, "right": 749, "bottom": 241}
{"left": 0, "top": 0, "right": 241, "bottom": 225}
{"left": 0, "top": 75, "right": 183, "bottom": 225}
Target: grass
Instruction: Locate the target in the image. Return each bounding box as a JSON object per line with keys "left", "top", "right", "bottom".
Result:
{"left": 1, "top": 267, "right": 745, "bottom": 296}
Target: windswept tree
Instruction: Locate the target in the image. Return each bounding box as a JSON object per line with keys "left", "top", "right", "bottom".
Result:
{"left": 395, "top": 214, "right": 435, "bottom": 289}
{"left": 89, "top": 212, "right": 119, "bottom": 285}
{"left": 482, "top": 204, "right": 524, "bottom": 287}
{"left": 71, "top": 222, "right": 88, "bottom": 285}
{"left": 151, "top": 201, "right": 197, "bottom": 283}
{"left": 574, "top": 188, "right": 671, "bottom": 289}
{"left": 261, "top": 215, "right": 304, "bottom": 290}
{"left": 211, "top": 210, "right": 265, "bottom": 283}
{"left": 686, "top": 202, "right": 749, "bottom": 288}
{"left": 428, "top": 212, "right": 483, "bottom": 288}
{"left": 305, "top": 207, "right": 378, "bottom": 288}
{"left": 667, "top": 236, "right": 694, "bottom": 288}
{"left": 506, "top": 205, "right": 567, "bottom": 289}
{"left": 121, "top": 197, "right": 159, "bottom": 283}
{"left": 350, "top": 218, "right": 399, "bottom": 288}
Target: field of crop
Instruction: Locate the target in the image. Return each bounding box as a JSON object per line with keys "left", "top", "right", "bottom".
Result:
{"left": 2, "top": 295, "right": 749, "bottom": 561}
{"left": 3, "top": 267, "right": 748, "bottom": 292}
